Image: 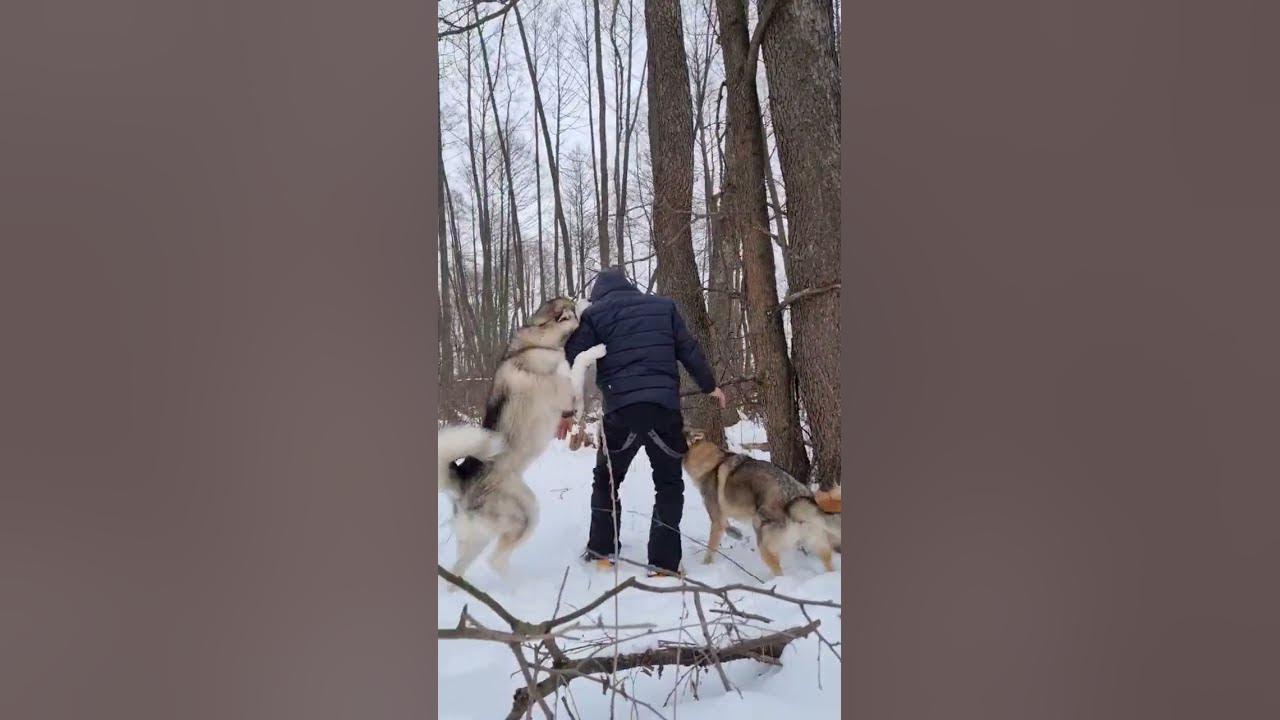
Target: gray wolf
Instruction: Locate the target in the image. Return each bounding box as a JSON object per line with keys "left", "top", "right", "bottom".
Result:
{"left": 437, "top": 296, "right": 606, "bottom": 586}
{"left": 681, "top": 429, "right": 841, "bottom": 576}
{"left": 565, "top": 268, "right": 726, "bottom": 575}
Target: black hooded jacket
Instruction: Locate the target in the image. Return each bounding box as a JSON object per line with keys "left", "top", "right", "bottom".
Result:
{"left": 565, "top": 269, "right": 717, "bottom": 414}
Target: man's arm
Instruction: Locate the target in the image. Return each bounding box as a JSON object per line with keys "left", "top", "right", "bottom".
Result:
{"left": 672, "top": 305, "right": 717, "bottom": 393}
{"left": 563, "top": 313, "right": 599, "bottom": 365}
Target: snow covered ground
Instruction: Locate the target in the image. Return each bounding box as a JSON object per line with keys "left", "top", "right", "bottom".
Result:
{"left": 438, "top": 420, "right": 842, "bottom": 719}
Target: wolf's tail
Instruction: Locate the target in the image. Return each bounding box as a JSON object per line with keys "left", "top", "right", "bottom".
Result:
{"left": 787, "top": 497, "right": 842, "bottom": 544}
{"left": 437, "top": 426, "right": 505, "bottom": 494}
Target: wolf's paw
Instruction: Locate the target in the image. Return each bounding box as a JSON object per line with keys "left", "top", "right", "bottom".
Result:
{"left": 702, "top": 551, "right": 717, "bottom": 565}
{"left": 583, "top": 343, "right": 607, "bottom": 361}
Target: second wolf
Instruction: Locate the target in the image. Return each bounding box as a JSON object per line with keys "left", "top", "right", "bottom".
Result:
{"left": 682, "top": 429, "right": 841, "bottom": 576}
{"left": 437, "top": 297, "right": 606, "bottom": 585}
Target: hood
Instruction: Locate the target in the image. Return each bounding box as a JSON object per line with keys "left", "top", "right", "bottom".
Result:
{"left": 589, "top": 267, "right": 639, "bottom": 301}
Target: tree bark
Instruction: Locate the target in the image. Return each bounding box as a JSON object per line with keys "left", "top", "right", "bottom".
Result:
{"left": 716, "top": 0, "right": 810, "bottom": 479}
{"left": 645, "top": 0, "right": 725, "bottom": 445}
{"left": 757, "top": 0, "right": 841, "bottom": 490}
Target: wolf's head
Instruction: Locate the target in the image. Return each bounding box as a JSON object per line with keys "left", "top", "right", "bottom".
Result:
{"left": 518, "top": 296, "right": 581, "bottom": 346}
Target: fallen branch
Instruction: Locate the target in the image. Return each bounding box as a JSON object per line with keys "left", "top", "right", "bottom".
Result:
{"left": 509, "top": 620, "right": 820, "bottom": 719}
{"left": 437, "top": 564, "right": 839, "bottom": 718}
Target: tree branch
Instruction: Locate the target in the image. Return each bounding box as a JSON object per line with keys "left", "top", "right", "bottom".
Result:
{"left": 438, "top": 565, "right": 530, "bottom": 631}
{"left": 741, "top": 0, "right": 790, "bottom": 85}
{"left": 680, "top": 375, "right": 757, "bottom": 397}
{"left": 776, "top": 282, "right": 841, "bottom": 313}
{"left": 439, "top": 0, "right": 519, "bottom": 38}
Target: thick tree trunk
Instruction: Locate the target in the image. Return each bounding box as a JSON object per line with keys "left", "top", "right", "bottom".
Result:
{"left": 757, "top": 0, "right": 841, "bottom": 490}
{"left": 645, "top": 0, "right": 725, "bottom": 445}
{"left": 715, "top": 0, "right": 810, "bottom": 480}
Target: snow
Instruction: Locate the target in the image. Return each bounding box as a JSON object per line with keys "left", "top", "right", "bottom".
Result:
{"left": 438, "top": 420, "right": 842, "bottom": 719}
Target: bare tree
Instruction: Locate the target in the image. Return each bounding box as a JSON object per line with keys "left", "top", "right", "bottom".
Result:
{"left": 461, "top": 32, "right": 497, "bottom": 358}
{"left": 593, "top": 0, "right": 612, "bottom": 267}
{"left": 513, "top": 4, "right": 576, "bottom": 296}
{"left": 438, "top": 132, "right": 455, "bottom": 384}
{"left": 756, "top": 0, "right": 842, "bottom": 491}
{"left": 487, "top": 24, "right": 529, "bottom": 324}
{"left": 443, "top": 166, "right": 482, "bottom": 374}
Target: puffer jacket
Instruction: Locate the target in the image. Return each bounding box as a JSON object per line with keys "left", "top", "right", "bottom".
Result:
{"left": 565, "top": 268, "right": 716, "bottom": 413}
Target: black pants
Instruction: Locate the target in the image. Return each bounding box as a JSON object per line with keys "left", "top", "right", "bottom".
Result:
{"left": 586, "top": 402, "right": 688, "bottom": 572}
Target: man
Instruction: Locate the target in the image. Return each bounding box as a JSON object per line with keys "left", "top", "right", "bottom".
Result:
{"left": 563, "top": 267, "right": 727, "bottom": 577}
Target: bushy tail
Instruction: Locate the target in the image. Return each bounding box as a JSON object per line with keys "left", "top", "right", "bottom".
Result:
{"left": 437, "top": 426, "right": 505, "bottom": 494}
{"left": 788, "top": 497, "right": 842, "bottom": 544}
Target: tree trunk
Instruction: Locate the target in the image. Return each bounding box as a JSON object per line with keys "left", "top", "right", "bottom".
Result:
{"left": 715, "top": 0, "right": 809, "bottom": 480}
{"left": 610, "top": 0, "right": 638, "bottom": 267}
{"left": 757, "top": 0, "right": 841, "bottom": 490}
{"left": 645, "top": 0, "right": 725, "bottom": 445}
{"left": 437, "top": 135, "right": 455, "bottom": 384}
{"left": 534, "top": 100, "right": 546, "bottom": 301}
{"left": 593, "top": 0, "right": 611, "bottom": 268}
{"left": 763, "top": 129, "right": 792, "bottom": 280}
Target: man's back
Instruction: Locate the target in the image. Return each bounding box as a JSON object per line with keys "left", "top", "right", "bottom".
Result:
{"left": 566, "top": 268, "right": 716, "bottom": 414}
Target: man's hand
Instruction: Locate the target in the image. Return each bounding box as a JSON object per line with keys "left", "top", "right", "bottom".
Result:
{"left": 710, "top": 387, "right": 728, "bottom": 408}
{"left": 556, "top": 416, "right": 575, "bottom": 440}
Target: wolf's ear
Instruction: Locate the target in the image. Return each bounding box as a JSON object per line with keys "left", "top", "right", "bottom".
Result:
{"left": 683, "top": 426, "right": 706, "bottom": 445}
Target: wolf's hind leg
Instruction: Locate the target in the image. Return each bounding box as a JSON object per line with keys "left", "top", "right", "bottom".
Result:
{"left": 447, "top": 519, "right": 490, "bottom": 591}
{"left": 487, "top": 503, "right": 535, "bottom": 577}
{"left": 487, "top": 530, "right": 523, "bottom": 576}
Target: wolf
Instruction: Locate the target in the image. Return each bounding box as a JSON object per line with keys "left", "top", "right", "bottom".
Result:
{"left": 682, "top": 429, "right": 841, "bottom": 576}
{"left": 437, "top": 296, "right": 606, "bottom": 586}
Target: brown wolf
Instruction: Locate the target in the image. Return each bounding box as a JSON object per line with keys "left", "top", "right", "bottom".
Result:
{"left": 682, "top": 429, "right": 841, "bottom": 576}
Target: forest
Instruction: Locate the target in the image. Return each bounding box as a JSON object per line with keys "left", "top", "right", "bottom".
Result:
{"left": 436, "top": 0, "right": 841, "bottom": 491}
